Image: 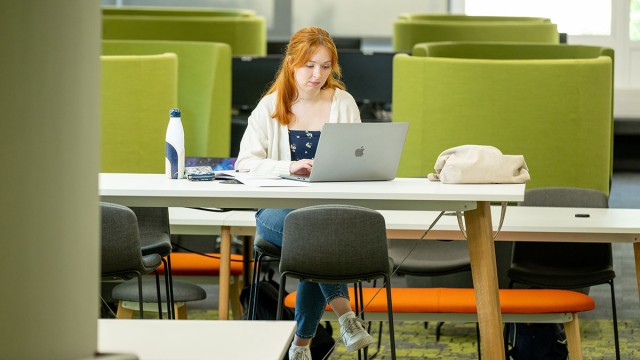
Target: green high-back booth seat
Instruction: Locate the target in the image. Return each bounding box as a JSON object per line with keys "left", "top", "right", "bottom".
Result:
{"left": 102, "top": 6, "right": 266, "bottom": 56}
{"left": 397, "top": 14, "right": 552, "bottom": 22}
{"left": 102, "top": 40, "right": 231, "bottom": 158}
{"left": 101, "top": 53, "right": 178, "bottom": 173}
{"left": 102, "top": 6, "right": 256, "bottom": 17}
{"left": 412, "top": 41, "right": 616, "bottom": 175}
{"left": 393, "top": 14, "right": 559, "bottom": 53}
{"left": 393, "top": 42, "right": 613, "bottom": 195}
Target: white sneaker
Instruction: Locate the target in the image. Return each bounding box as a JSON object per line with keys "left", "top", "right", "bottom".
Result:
{"left": 339, "top": 312, "right": 375, "bottom": 352}
{"left": 288, "top": 345, "right": 311, "bottom": 360}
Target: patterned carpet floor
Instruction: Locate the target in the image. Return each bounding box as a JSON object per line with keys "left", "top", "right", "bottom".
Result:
{"left": 187, "top": 310, "right": 638, "bottom": 359}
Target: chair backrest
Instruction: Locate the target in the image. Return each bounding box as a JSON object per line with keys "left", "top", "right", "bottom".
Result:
{"left": 513, "top": 187, "right": 611, "bottom": 270}
{"left": 102, "top": 6, "right": 256, "bottom": 17}
{"left": 102, "top": 40, "right": 231, "bottom": 158}
{"left": 397, "top": 14, "right": 552, "bottom": 23}
{"left": 100, "top": 53, "right": 178, "bottom": 173}
{"left": 100, "top": 202, "right": 161, "bottom": 276}
{"left": 129, "top": 207, "right": 172, "bottom": 257}
{"left": 393, "top": 14, "right": 559, "bottom": 53}
{"left": 102, "top": 11, "right": 267, "bottom": 56}
{"left": 521, "top": 187, "right": 608, "bottom": 208}
{"left": 280, "top": 205, "right": 390, "bottom": 282}
{"left": 392, "top": 44, "right": 613, "bottom": 195}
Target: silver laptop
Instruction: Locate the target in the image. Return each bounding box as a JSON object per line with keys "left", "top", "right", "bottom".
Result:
{"left": 281, "top": 122, "right": 409, "bottom": 182}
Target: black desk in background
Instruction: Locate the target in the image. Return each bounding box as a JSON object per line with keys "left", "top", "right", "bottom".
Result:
{"left": 267, "top": 37, "right": 362, "bottom": 55}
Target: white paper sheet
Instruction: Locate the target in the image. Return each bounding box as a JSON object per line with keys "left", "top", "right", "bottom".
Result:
{"left": 233, "top": 172, "right": 310, "bottom": 187}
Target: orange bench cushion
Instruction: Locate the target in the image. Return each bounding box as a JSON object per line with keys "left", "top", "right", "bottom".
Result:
{"left": 157, "top": 252, "right": 245, "bottom": 276}
{"left": 284, "top": 288, "right": 595, "bottom": 314}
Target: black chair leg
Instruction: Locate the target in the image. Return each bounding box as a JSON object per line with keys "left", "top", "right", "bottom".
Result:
{"left": 353, "top": 282, "right": 364, "bottom": 360}
{"left": 436, "top": 321, "right": 445, "bottom": 341}
{"left": 135, "top": 272, "right": 144, "bottom": 319}
{"left": 166, "top": 254, "right": 175, "bottom": 319}
{"left": 154, "top": 271, "right": 163, "bottom": 319}
{"left": 384, "top": 277, "right": 397, "bottom": 360}
{"left": 609, "top": 280, "right": 621, "bottom": 360}
{"left": 477, "top": 323, "right": 482, "bottom": 360}
{"left": 248, "top": 251, "right": 263, "bottom": 320}
{"left": 276, "top": 276, "right": 288, "bottom": 320}
{"left": 160, "top": 258, "right": 171, "bottom": 319}
{"left": 368, "top": 322, "right": 383, "bottom": 359}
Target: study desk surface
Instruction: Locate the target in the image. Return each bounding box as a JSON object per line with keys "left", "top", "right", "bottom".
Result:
{"left": 98, "top": 319, "right": 296, "bottom": 360}
{"left": 99, "top": 172, "right": 525, "bottom": 360}
{"left": 99, "top": 173, "right": 525, "bottom": 210}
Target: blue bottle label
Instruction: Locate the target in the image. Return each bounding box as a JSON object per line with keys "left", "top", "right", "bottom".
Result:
{"left": 166, "top": 142, "right": 179, "bottom": 179}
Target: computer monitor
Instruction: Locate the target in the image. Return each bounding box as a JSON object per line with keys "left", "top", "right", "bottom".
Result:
{"left": 338, "top": 49, "right": 394, "bottom": 105}
{"left": 231, "top": 50, "right": 395, "bottom": 120}
{"left": 232, "top": 55, "right": 283, "bottom": 112}
{"left": 267, "top": 37, "right": 362, "bottom": 55}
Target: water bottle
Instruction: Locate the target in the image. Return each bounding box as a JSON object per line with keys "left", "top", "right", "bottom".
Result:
{"left": 165, "top": 108, "right": 185, "bottom": 179}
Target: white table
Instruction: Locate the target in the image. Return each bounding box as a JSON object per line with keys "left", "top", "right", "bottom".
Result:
{"left": 169, "top": 206, "right": 640, "bottom": 312}
{"left": 100, "top": 173, "right": 525, "bottom": 360}
{"left": 97, "top": 319, "right": 296, "bottom": 360}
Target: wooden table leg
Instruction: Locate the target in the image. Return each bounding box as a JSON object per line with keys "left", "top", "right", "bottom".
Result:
{"left": 217, "top": 226, "right": 231, "bottom": 320}
{"left": 464, "top": 201, "right": 505, "bottom": 360}
{"left": 564, "top": 315, "right": 583, "bottom": 360}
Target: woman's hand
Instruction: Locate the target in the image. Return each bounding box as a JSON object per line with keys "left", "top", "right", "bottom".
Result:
{"left": 290, "top": 159, "right": 314, "bottom": 175}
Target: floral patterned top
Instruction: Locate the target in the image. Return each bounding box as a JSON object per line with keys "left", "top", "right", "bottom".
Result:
{"left": 288, "top": 130, "right": 321, "bottom": 161}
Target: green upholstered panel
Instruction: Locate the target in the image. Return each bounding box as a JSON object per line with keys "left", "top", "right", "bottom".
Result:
{"left": 412, "top": 42, "right": 616, "bottom": 180}
{"left": 393, "top": 16, "right": 559, "bottom": 53}
{"left": 397, "top": 14, "right": 551, "bottom": 23}
{"left": 413, "top": 42, "right": 614, "bottom": 61}
{"left": 392, "top": 54, "right": 612, "bottom": 195}
{"left": 102, "top": 40, "right": 231, "bottom": 157}
{"left": 102, "top": 6, "right": 256, "bottom": 17}
{"left": 102, "top": 14, "right": 266, "bottom": 56}
{"left": 101, "top": 53, "right": 178, "bottom": 173}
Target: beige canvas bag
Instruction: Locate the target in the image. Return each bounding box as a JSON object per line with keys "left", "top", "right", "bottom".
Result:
{"left": 427, "top": 145, "right": 530, "bottom": 184}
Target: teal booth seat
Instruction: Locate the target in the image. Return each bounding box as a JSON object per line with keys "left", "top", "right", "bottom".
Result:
{"left": 393, "top": 14, "right": 559, "bottom": 53}
{"left": 392, "top": 42, "right": 613, "bottom": 195}
{"left": 102, "top": 7, "right": 266, "bottom": 56}
{"left": 101, "top": 53, "right": 178, "bottom": 173}
{"left": 102, "top": 40, "right": 232, "bottom": 158}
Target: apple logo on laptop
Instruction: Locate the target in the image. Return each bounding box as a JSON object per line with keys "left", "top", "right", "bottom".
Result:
{"left": 355, "top": 146, "right": 365, "bottom": 157}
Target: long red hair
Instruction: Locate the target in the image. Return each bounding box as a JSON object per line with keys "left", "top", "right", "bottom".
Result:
{"left": 265, "top": 27, "right": 345, "bottom": 125}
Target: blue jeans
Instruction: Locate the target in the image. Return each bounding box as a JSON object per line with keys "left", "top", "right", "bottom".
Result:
{"left": 256, "top": 208, "right": 350, "bottom": 339}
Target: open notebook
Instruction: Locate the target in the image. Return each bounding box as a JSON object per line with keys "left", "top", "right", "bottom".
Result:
{"left": 281, "top": 122, "right": 409, "bottom": 182}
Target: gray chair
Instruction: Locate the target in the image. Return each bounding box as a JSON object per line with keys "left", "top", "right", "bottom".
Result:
{"left": 129, "top": 207, "right": 175, "bottom": 319}
{"left": 507, "top": 187, "right": 620, "bottom": 360}
{"left": 100, "top": 202, "right": 163, "bottom": 319}
{"left": 120, "top": 207, "right": 208, "bottom": 320}
{"left": 276, "top": 204, "right": 397, "bottom": 360}
{"left": 111, "top": 278, "right": 206, "bottom": 319}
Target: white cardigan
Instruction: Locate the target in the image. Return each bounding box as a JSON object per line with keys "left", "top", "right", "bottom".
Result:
{"left": 235, "top": 88, "right": 361, "bottom": 175}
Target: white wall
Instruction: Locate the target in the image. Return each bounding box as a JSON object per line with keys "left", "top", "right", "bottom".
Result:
{"left": 291, "top": 0, "right": 447, "bottom": 38}
{"left": 0, "top": 1, "right": 101, "bottom": 358}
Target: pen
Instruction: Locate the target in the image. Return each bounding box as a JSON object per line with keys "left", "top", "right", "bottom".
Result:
{"left": 235, "top": 169, "right": 250, "bottom": 172}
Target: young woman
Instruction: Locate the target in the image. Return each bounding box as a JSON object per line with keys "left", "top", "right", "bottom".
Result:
{"left": 236, "top": 27, "right": 373, "bottom": 360}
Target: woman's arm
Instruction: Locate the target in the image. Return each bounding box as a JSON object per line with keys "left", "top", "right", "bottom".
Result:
{"left": 235, "top": 97, "right": 292, "bottom": 174}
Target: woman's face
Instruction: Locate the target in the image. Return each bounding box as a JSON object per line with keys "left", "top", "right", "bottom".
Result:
{"left": 293, "top": 46, "right": 332, "bottom": 93}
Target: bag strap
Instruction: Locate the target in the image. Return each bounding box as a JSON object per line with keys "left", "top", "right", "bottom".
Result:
{"left": 455, "top": 201, "right": 508, "bottom": 241}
